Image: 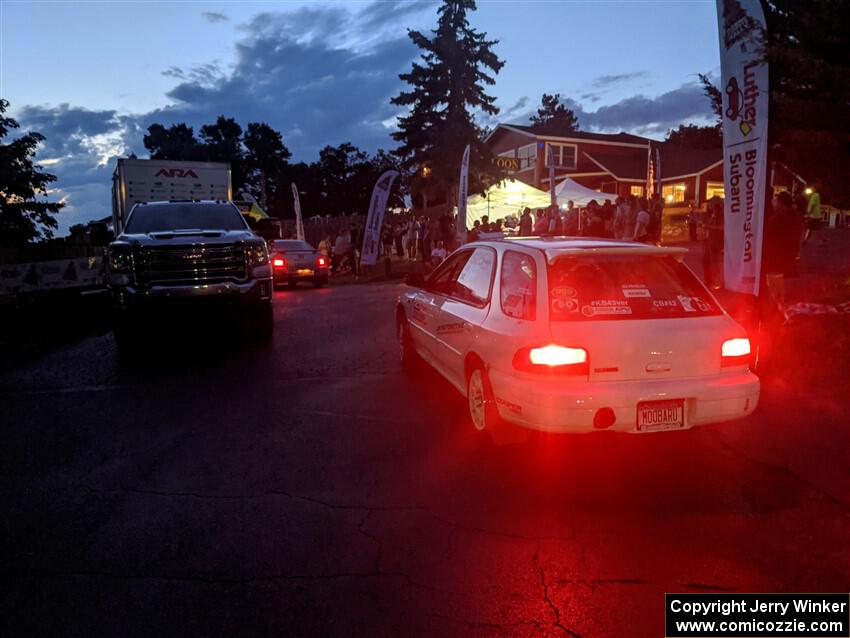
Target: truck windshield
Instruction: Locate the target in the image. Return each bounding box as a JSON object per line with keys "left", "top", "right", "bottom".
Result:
{"left": 125, "top": 203, "right": 247, "bottom": 233}
{"left": 548, "top": 254, "right": 721, "bottom": 321}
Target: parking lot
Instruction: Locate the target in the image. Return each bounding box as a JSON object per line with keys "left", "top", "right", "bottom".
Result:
{"left": 2, "top": 278, "right": 849, "bottom": 637}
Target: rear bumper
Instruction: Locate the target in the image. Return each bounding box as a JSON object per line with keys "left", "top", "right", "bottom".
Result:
{"left": 273, "top": 268, "right": 328, "bottom": 283}
{"left": 489, "top": 368, "right": 760, "bottom": 433}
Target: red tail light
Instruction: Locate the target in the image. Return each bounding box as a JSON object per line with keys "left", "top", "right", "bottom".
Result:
{"left": 317, "top": 256, "right": 327, "bottom": 267}
{"left": 513, "top": 345, "right": 589, "bottom": 376}
{"left": 273, "top": 258, "right": 286, "bottom": 268}
{"left": 721, "top": 337, "right": 751, "bottom": 367}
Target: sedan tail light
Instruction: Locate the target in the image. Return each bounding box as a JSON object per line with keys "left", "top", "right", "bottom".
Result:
{"left": 272, "top": 257, "right": 286, "bottom": 268}
{"left": 721, "top": 337, "right": 751, "bottom": 367}
{"left": 513, "top": 345, "right": 589, "bottom": 376}
{"left": 317, "top": 256, "right": 327, "bottom": 267}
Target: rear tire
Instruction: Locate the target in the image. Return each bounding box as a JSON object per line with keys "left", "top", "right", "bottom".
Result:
{"left": 313, "top": 277, "right": 326, "bottom": 289}
{"left": 467, "top": 364, "right": 528, "bottom": 445}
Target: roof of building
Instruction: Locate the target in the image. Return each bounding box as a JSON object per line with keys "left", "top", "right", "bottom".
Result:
{"left": 659, "top": 145, "right": 723, "bottom": 178}
{"left": 493, "top": 123, "right": 653, "bottom": 146}
{"left": 583, "top": 151, "right": 647, "bottom": 181}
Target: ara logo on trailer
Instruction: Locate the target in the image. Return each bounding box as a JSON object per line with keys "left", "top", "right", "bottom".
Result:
{"left": 154, "top": 168, "right": 200, "bottom": 178}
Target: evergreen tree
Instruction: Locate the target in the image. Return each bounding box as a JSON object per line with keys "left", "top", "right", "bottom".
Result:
{"left": 529, "top": 93, "right": 580, "bottom": 133}
{"left": 0, "top": 99, "right": 65, "bottom": 244}
{"left": 391, "top": 0, "right": 504, "bottom": 203}
{"left": 763, "top": 0, "right": 850, "bottom": 201}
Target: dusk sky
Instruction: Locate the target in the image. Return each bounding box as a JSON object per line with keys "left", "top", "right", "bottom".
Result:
{"left": 2, "top": 0, "right": 721, "bottom": 233}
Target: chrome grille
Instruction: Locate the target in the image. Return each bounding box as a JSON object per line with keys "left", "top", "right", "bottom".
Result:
{"left": 135, "top": 244, "right": 247, "bottom": 285}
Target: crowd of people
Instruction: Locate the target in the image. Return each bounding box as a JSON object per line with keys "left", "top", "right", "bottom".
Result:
{"left": 467, "top": 194, "right": 665, "bottom": 244}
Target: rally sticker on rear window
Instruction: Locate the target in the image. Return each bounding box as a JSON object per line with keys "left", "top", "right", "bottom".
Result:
{"left": 552, "top": 298, "right": 579, "bottom": 314}
{"left": 621, "top": 284, "right": 651, "bottom": 298}
{"left": 583, "top": 300, "right": 632, "bottom": 316}
{"left": 552, "top": 286, "right": 576, "bottom": 298}
{"left": 677, "top": 295, "right": 712, "bottom": 312}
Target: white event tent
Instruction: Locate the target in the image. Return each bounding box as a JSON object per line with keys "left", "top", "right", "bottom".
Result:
{"left": 554, "top": 177, "right": 614, "bottom": 207}
{"left": 464, "top": 179, "right": 551, "bottom": 229}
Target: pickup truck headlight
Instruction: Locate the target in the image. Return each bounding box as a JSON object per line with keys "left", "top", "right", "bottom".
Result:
{"left": 245, "top": 241, "right": 269, "bottom": 267}
{"left": 107, "top": 246, "right": 133, "bottom": 273}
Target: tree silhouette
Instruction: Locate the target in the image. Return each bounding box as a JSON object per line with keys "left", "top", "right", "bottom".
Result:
{"left": 529, "top": 93, "right": 580, "bottom": 133}
{"left": 0, "top": 99, "right": 65, "bottom": 244}
{"left": 391, "top": 0, "right": 505, "bottom": 203}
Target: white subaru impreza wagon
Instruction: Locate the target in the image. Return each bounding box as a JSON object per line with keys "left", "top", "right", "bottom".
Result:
{"left": 396, "top": 238, "right": 759, "bottom": 437}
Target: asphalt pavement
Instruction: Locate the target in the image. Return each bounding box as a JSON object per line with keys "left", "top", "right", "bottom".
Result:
{"left": 2, "top": 268, "right": 850, "bottom": 636}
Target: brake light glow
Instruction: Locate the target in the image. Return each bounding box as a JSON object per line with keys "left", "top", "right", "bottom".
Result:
{"left": 530, "top": 345, "right": 587, "bottom": 366}
{"left": 721, "top": 337, "right": 751, "bottom": 367}
{"left": 513, "top": 345, "right": 589, "bottom": 376}
{"left": 317, "top": 256, "right": 327, "bottom": 267}
{"left": 273, "top": 258, "right": 285, "bottom": 268}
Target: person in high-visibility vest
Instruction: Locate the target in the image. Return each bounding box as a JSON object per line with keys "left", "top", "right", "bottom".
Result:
{"left": 803, "top": 181, "right": 822, "bottom": 244}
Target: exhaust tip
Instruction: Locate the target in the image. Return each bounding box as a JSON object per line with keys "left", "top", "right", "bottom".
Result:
{"left": 593, "top": 407, "right": 616, "bottom": 430}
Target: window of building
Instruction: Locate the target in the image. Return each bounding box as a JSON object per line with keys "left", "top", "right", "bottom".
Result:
{"left": 662, "top": 182, "right": 687, "bottom": 203}
{"left": 500, "top": 251, "right": 537, "bottom": 320}
{"left": 705, "top": 181, "right": 725, "bottom": 200}
{"left": 544, "top": 143, "right": 577, "bottom": 169}
{"left": 630, "top": 185, "right": 644, "bottom": 197}
{"left": 517, "top": 143, "right": 537, "bottom": 170}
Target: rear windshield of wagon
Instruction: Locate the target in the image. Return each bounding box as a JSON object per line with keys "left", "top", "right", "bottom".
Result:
{"left": 547, "top": 254, "right": 721, "bottom": 321}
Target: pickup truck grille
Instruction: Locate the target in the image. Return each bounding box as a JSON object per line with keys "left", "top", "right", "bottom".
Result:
{"left": 135, "top": 244, "right": 247, "bottom": 285}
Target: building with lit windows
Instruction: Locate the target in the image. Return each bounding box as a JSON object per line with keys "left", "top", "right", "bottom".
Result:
{"left": 485, "top": 123, "right": 725, "bottom": 206}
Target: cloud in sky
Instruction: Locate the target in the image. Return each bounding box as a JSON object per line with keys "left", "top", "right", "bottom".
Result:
{"left": 201, "top": 11, "right": 228, "bottom": 23}
{"left": 592, "top": 71, "right": 650, "bottom": 88}
{"left": 499, "top": 81, "right": 714, "bottom": 137}
{"left": 11, "top": 4, "right": 713, "bottom": 233}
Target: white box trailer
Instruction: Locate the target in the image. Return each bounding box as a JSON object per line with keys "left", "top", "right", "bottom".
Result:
{"left": 111, "top": 158, "right": 232, "bottom": 234}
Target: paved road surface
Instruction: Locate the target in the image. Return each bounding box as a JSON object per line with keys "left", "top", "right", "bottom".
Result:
{"left": 2, "top": 278, "right": 849, "bottom": 637}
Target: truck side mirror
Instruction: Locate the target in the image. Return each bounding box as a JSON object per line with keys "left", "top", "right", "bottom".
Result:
{"left": 406, "top": 272, "right": 425, "bottom": 288}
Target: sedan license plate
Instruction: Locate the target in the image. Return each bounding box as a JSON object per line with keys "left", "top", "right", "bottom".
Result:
{"left": 636, "top": 399, "right": 684, "bottom": 431}
{"left": 297, "top": 268, "right": 314, "bottom": 276}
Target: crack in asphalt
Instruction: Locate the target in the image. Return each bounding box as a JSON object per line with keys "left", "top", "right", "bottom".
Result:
{"left": 430, "top": 513, "right": 577, "bottom": 543}
{"left": 71, "top": 481, "right": 428, "bottom": 513}
{"left": 712, "top": 436, "right": 850, "bottom": 514}
{"left": 357, "top": 510, "right": 382, "bottom": 575}
{"left": 534, "top": 542, "right": 582, "bottom": 638}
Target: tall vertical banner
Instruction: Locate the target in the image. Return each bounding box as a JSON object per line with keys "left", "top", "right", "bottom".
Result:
{"left": 456, "top": 144, "right": 470, "bottom": 245}
{"left": 360, "top": 170, "right": 399, "bottom": 266}
{"left": 716, "top": 0, "right": 769, "bottom": 295}
{"left": 291, "top": 183, "right": 305, "bottom": 241}
{"left": 547, "top": 144, "right": 556, "bottom": 208}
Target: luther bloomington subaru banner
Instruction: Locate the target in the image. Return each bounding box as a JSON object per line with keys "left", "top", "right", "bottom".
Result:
{"left": 360, "top": 170, "right": 399, "bottom": 266}
{"left": 716, "top": 0, "right": 769, "bottom": 295}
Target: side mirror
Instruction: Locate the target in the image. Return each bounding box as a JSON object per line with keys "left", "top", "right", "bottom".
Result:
{"left": 406, "top": 272, "right": 426, "bottom": 288}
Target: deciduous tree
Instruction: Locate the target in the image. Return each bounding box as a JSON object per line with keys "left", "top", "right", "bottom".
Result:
{"left": 0, "top": 99, "right": 64, "bottom": 244}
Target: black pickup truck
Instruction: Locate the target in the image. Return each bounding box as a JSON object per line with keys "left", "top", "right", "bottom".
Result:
{"left": 106, "top": 200, "right": 273, "bottom": 349}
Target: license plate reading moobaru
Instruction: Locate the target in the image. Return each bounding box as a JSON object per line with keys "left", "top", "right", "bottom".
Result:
{"left": 637, "top": 400, "right": 684, "bottom": 431}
